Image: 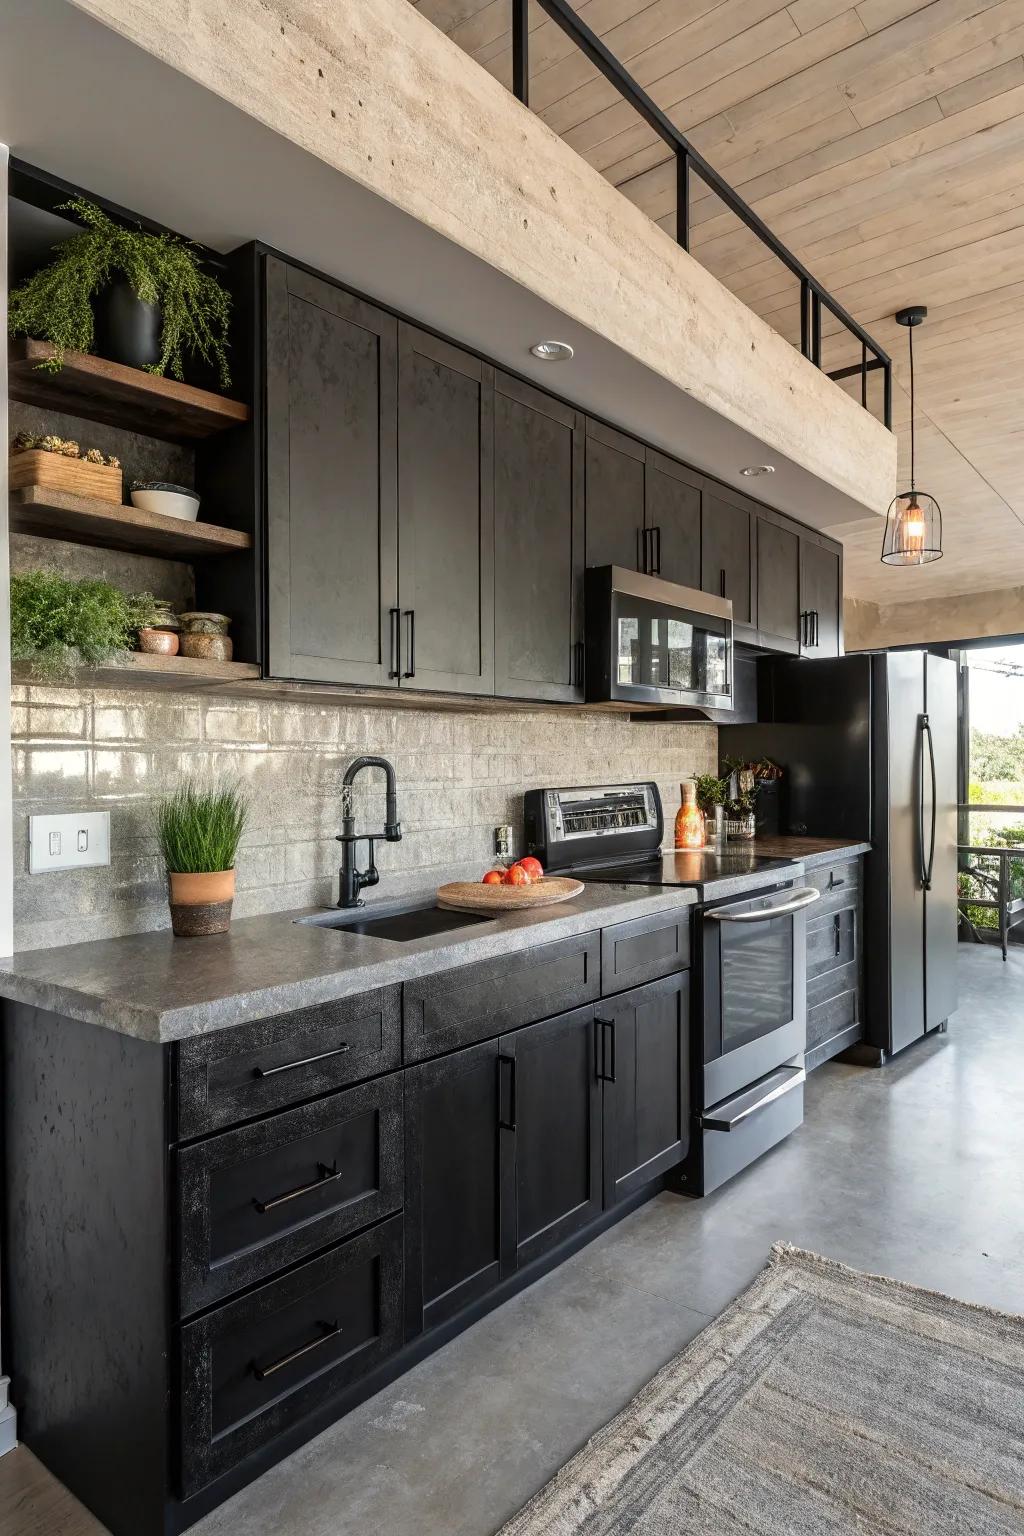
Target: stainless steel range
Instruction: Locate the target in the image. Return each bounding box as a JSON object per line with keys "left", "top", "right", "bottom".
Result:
{"left": 524, "top": 781, "right": 820, "bottom": 1194}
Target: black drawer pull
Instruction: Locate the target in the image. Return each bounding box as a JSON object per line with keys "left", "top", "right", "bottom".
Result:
{"left": 253, "top": 1044, "right": 351, "bottom": 1079}
{"left": 498, "top": 1053, "right": 517, "bottom": 1131}
{"left": 833, "top": 913, "right": 842, "bottom": 957}
{"left": 596, "top": 1017, "right": 616, "bottom": 1082}
{"left": 251, "top": 1319, "right": 341, "bottom": 1381}
{"left": 253, "top": 1160, "right": 342, "bottom": 1215}
{"left": 826, "top": 870, "right": 846, "bottom": 890}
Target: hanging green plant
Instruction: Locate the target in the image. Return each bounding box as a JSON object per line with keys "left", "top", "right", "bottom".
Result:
{"left": 7, "top": 198, "right": 232, "bottom": 387}
{"left": 11, "top": 569, "right": 160, "bottom": 681}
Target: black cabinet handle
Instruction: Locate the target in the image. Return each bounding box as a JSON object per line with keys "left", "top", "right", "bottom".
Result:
{"left": 800, "top": 610, "right": 809, "bottom": 647}
{"left": 253, "top": 1043, "right": 351, "bottom": 1079}
{"left": 833, "top": 913, "right": 842, "bottom": 957}
{"left": 637, "top": 526, "right": 646, "bottom": 573}
{"left": 573, "top": 639, "right": 586, "bottom": 690}
{"left": 719, "top": 567, "right": 726, "bottom": 599}
{"left": 253, "top": 1160, "right": 342, "bottom": 1215}
{"left": 651, "top": 525, "right": 662, "bottom": 575}
{"left": 826, "top": 870, "right": 845, "bottom": 891}
{"left": 596, "top": 1017, "right": 616, "bottom": 1083}
{"left": 388, "top": 607, "right": 401, "bottom": 679}
{"left": 498, "top": 1053, "right": 517, "bottom": 1130}
{"left": 813, "top": 610, "right": 820, "bottom": 648}
{"left": 402, "top": 609, "right": 416, "bottom": 679}
{"left": 251, "top": 1319, "right": 341, "bottom": 1381}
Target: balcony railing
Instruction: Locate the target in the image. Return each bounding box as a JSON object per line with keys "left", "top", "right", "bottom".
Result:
{"left": 510, "top": 0, "right": 892, "bottom": 429}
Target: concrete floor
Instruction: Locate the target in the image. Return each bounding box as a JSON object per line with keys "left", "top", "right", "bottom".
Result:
{"left": 3, "top": 945, "right": 1021, "bottom": 1536}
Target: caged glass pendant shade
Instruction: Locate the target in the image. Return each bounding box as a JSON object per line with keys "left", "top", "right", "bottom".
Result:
{"left": 881, "top": 305, "right": 942, "bottom": 566}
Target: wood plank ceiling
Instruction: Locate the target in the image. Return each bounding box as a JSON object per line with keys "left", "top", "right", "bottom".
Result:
{"left": 411, "top": 0, "right": 1024, "bottom": 605}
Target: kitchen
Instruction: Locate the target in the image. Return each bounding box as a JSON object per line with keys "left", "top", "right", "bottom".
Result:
{"left": 4, "top": 0, "right": 1013, "bottom": 1530}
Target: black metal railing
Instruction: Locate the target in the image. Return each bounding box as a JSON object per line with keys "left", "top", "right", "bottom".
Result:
{"left": 510, "top": 0, "right": 892, "bottom": 428}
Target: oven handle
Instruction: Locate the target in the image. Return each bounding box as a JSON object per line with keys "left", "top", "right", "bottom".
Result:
{"left": 705, "top": 887, "right": 821, "bottom": 922}
{"left": 702, "top": 1066, "right": 805, "bottom": 1132}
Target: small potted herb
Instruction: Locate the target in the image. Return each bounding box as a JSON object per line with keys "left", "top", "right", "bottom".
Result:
{"left": 695, "top": 772, "right": 728, "bottom": 844}
{"left": 157, "top": 781, "right": 247, "bottom": 937}
{"left": 10, "top": 570, "right": 158, "bottom": 681}
{"left": 8, "top": 198, "right": 231, "bottom": 385}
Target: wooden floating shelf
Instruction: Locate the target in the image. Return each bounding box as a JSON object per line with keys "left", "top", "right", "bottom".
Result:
{"left": 13, "top": 654, "right": 261, "bottom": 693}
{"left": 8, "top": 339, "right": 250, "bottom": 442}
{"left": 10, "top": 486, "right": 252, "bottom": 560}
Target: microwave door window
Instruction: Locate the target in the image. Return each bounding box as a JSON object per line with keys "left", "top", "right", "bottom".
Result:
{"left": 617, "top": 616, "right": 640, "bottom": 685}
{"left": 666, "top": 619, "right": 695, "bottom": 690}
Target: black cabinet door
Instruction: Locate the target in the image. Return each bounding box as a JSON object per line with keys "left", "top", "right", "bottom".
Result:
{"left": 756, "top": 517, "right": 800, "bottom": 651}
{"left": 585, "top": 419, "right": 646, "bottom": 572}
{"left": 644, "top": 452, "right": 701, "bottom": 588}
{"left": 599, "top": 972, "right": 690, "bottom": 1207}
{"left": 404, "top": 1038, "right": 512, "bottom": 1338}
{"left": 800, "top": 538, "right": 842, "bottom": 657}
{"left": 503, "top": 1006, "right": 602, "bottom": 1270}
{"left": 397, "top": 325, "right": 495, "bottom": 695}
{"left": 494, "top": 374, "right": 584, "bottom": 702}
{"left": 266, "top": 258, "right": 398, "bottom": 685}
{"left": 701, "top": 492, "right": 751, "bottom": 624}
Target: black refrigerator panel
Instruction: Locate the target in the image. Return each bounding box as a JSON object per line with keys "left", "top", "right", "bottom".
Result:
{"left": 924, "top": 653, "right": 958, "bottom": 1032}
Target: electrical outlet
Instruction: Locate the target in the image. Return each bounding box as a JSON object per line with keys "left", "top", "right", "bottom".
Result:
{"left": 29, "top": 812, "right": 110, "bottom": 874}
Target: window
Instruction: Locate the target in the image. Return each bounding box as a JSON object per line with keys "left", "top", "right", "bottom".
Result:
{"left": 959, "top": 642, "right": 1024, "bottom": 934}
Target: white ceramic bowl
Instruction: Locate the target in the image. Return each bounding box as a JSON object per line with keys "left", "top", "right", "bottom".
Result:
{"left": 130, "top": 484, "right": 201, "bottom": 522}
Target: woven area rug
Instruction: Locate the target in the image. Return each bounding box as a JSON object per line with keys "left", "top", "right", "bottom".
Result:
{"left": 499, "top": 1244, "right": 1024, "bottom": 1534}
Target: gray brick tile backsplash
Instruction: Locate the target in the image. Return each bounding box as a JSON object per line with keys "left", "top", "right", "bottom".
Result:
{"left": 11, "top": 686, "right": 717, "bottom": 950}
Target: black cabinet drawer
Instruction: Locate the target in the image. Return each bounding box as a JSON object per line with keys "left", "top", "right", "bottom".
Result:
{"left": 805, "top": 857, "right": 863, "bottom": 906}
{"left": 175, "top": 988, "right": 401, "bottom": 1138}
{"left": 807, "top": 986, "right": 859, "bottom": 1052}
{"left": 807, "top": 957, "right": 859, "bottom": 1012}
{"left": 179, "top": 1215, "right": 403, "bottom": 1498}
{"left": 806, "top": 906, "right": 857, "bottom": 980}
{"left": 601, "top": 910, "right": 689, "bottom": 996}
{"left": 402, "top": 932, "right": 600, "bottom": 1063}
{"left": 177, "top": 1074, "right": 404, "bottom": 1315}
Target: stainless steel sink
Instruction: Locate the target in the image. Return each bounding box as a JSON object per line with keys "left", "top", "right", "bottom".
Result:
{"left": 297, "top": 898, "right": 492, "bottom": 943}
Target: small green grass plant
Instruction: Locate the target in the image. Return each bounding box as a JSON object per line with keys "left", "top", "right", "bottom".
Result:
{"left": 11, "top": 569, "right": 158, "bottom": 680}
{"left": 157, "top": 780, "right": 248, "bottom": 875}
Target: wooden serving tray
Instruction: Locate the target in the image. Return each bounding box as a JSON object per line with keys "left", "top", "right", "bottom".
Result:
{"left": 437, "top": 876, "right": 585, "bottom": 913}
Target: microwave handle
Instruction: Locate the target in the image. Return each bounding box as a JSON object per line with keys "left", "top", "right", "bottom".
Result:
{"left": 706, "top": 887, "right": 821, "bottom": 922}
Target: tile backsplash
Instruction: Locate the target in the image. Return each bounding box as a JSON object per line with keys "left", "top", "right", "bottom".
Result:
{"left": 11, "top": 686, "right": 717, "bottom": 951}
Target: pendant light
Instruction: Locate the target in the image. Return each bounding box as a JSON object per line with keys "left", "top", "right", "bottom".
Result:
{"left": 881, "top": 306, "right": 942, "bottom": 565}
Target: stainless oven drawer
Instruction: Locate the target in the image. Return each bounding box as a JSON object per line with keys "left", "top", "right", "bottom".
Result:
{"left": 700, "top": 1065, "right": 804, "bottom": 1195}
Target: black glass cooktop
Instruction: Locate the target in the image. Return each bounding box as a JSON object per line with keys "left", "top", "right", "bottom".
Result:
{"left": 579, "top": 848, "right": 794, "bottom": 888}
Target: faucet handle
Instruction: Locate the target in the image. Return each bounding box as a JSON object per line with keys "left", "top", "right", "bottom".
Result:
{"left": 384, "top": 821, "right": 402, "bottom": 842}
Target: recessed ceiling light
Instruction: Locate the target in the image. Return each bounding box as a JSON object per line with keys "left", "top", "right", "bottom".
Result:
{"left": 740, "top": 464, "right": 775, "bottom": 477}
{"left": 530, "top": 340, "right": 574, "bottom": 361}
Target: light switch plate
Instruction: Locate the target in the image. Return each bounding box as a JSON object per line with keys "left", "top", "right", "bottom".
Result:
{"left": 29, "top": 812, "right": 111, "bottom": 874}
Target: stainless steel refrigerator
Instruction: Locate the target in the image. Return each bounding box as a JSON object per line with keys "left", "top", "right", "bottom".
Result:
{"left": 719, "top": 651, "right": 959, "bottom": 1060}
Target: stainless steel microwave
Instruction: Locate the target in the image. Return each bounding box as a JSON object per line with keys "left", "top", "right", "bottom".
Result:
{"left": 585, "top": 566, "right": 733, "bottom": 710}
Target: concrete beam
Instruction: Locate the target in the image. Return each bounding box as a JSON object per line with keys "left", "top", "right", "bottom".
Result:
{"left": 67, "top": 0, "right": 894, "bottom": 519}
{"left": 846, "top": 590, "right": 1024, "bottom": 650}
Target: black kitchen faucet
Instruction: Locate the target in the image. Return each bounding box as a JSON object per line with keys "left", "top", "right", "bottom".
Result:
{"left": 336, "top": 756, "right": 402, "bottom": 907}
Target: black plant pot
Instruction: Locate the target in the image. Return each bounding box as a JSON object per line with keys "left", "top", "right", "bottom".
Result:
{"left": 92, "top": 278, "right": 161, "bottom": 372}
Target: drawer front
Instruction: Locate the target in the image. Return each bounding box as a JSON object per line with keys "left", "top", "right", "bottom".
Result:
{"left": 179, "top": 1215, "right": 403, "bottom": 1497}
{"left": 177, "top": 1074, "right": 404, "bottom": 1316}
{"left": 403, "top": 932, "right": 600, "bottom": 1063}
{"left": 807, "top": 987, "right": 860, "bottom": 1053}
{"left": 807, "top": 957, "right": 859, "bottom": 1012}
{"left": 804, "top": 857, "right": 863, "bottom": 909}
{"left": 601, "top": 910, "right": 689, "bottom": 996}
{"left": 806, "top": 905, "right": 857, "bottom": 980}
{"left": 176, "top": 987, "right": 401, "bottom": 1138}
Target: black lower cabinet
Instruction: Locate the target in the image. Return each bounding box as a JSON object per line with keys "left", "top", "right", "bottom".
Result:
{"left": 600, "top": 972, "right": 690, "bottom": 1207}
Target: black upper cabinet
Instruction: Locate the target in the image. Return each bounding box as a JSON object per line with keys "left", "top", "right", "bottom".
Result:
{"left": 397, "top": 326, "right": 495, "bottom": 695}
{"left": 800, "top": 537, "right": 842, "bottom": 657}
{"left": 494, "top": 374, "right": 584, "bottom": 702}
{"left": 265, "top": 258, "right": 398, "bottom": 686}
{"left": 505, "top": 1006, "right": 602, "bottom": 1269}
{"left": 701, "top": 491, "right": 751, "bottom": 625}
{"left": 756, "top": 517, "right": 800, "bottom": 652}
{"left": 585, "top": 420, "right": 646, "bottom": 572}
{"left": 600, "top": 972, "right": 690, "bottom": 1208}
{"left": 644, "top": 452, "right": 701, "bottom": 589}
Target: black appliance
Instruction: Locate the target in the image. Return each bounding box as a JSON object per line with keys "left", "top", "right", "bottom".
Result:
{"left": 720, "top": 651, "right": 958, "bottom": 1059}
{"left": 584, "top": 566, "right": 733, "bottom": 711}
{"left": 524, "top": 782, "right": 819, "bottom": 1194}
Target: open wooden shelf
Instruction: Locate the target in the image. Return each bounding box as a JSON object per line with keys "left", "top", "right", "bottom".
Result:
{"left": 8, "top": 339, "right": 250, "bottom": 442}
{"left": 10, "top": 486, "right": 252, "bottom": 560}
{"left": 13, "top": 653, "right": 261, "bottom": 693}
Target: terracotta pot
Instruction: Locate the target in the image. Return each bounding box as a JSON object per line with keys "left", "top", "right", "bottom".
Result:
{"left": 168, "top": 868, "right": 235, "bottom": 937}
{"left": 137, "top": 628, "right": 179, "bottom": 656}
{"left": 180, "top": 632, "right": 233, "bottom": 662}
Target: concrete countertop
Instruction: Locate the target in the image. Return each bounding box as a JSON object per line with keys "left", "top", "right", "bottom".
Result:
{"left": 0, "top": 882, "right": 699, "bottom": 1045}
{"left": 747, "top": 836, "right": 871, "bottom": 869}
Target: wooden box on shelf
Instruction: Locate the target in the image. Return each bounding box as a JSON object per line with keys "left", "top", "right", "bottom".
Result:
{"left": 9, "top": 449, "right": 123, "bottom": 506}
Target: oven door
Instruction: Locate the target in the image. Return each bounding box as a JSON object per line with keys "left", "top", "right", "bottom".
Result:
{"left": 701, "top": 884, "right": 819, "bottom": 1105}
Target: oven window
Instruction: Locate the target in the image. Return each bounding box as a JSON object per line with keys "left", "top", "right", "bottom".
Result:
{"left": 720, "top": 915, "right": 794, "bottom": 1051}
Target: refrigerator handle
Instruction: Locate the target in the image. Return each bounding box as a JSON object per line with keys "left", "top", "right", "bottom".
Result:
{"left": 922, "top": 713, "right": 937, "bottom": 891}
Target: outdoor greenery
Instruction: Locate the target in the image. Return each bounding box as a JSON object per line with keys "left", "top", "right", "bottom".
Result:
{"left": 959, "top": 827, "right": 1024, "bottom": 931}
{"left": 157, "top": 781, "right": 248, "bottom": 875}
{"left": 968, "top": 724, "right": 1024, "bottom": 794}
{"left": 10, "top": 570, "right": 158, "bottom": 681}
{"left": 7, "top": 198, "right": 232, "bottom": 385}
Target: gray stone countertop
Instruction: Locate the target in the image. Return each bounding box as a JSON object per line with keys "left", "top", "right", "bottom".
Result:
{"left": 0, "top": 882, "right": 701, "bottom": 1045}
{"left": 748, "top": 836, "right": 871, "bottom": 869}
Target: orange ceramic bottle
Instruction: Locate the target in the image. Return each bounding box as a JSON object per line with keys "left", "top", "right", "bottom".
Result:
{"left": 674, "top": 780, "right": 706, "bottom": 850}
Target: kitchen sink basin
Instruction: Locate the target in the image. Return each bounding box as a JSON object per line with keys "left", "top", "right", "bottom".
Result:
{"left": 298, "top": 900, "right": 492, "bottom": 943}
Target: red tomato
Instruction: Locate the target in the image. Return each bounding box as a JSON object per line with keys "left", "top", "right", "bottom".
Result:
{"left": 518, "top": 856, "right": 544, "bottom": 880}
{"left": 481, "top": 869, "right": 504, "bottom": 885}
{"left": 505, "top": 863, "right": 532, "bottom": 885}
